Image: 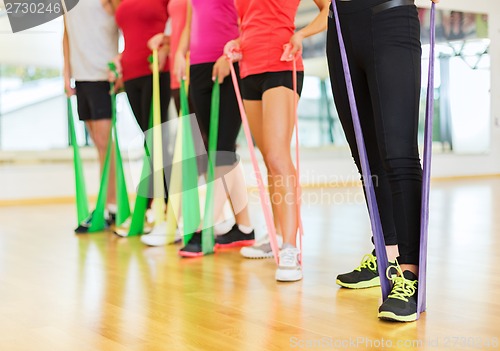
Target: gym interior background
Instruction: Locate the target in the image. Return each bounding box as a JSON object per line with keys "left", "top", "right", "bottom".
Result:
{"left": 0, "top": 0, "right": 499, "bottom": 350}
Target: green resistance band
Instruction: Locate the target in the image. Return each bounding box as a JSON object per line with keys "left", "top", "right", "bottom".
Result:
{"left": 68, "top": 98, "right": 90, "bottom": 224}
{"left": 201, "top": 80, "right": 220, "bottom": 254}
{"left": 109, "top": 62, "right": 131, "bottom": 227}
{"left": 180, "top": 80, "right": 200, "bottom": 245}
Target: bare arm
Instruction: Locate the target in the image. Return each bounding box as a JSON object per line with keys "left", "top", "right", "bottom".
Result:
{"left": 176, "top": 0, "right": 192, "bottom": 58}
{"left": 101, "top": 0, "right": 121, "bottom": 15}
{"left": 173, "top": 0, "right": 192, "bottom": 81}
{"left": 62, "top": 18, "right": 75, "bottom": 97}
{"left": 288, "top": 0, "right": 330, "bottom": 57}
{"left": 110, "top": 0, "right": 121, "bottom": 11}
{"left": 297, "top": 0, "right": 329, "bottom": 39}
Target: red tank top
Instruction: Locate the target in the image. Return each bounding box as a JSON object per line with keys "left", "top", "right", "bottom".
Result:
{"left": 235, "top": 0, "right": 304, "bottom": 78}
{"left": 116, "top": 0, "right": 170, "bottom": 81}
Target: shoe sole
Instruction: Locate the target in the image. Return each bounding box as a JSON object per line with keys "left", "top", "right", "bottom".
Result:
{"left": 178, "top": 251, "right": 204, "bottom": 258}
{"left": 75, "top": 227, "right": 109, "bottom": 234}
{"left": 240, "top": 251, "right": 274, "bottom": 259}
{"left": 114, "top": 227, "right": 155, "bottom": 237}
{"left": 114, "top": 230, "right": 130, "bottom": 238}
{"left": 336, "top": 277, "right": 380, "bottom": 289}
{"left": 378, "top": 311, "right": 417, "bottom": 322}
{"left": 141, "top": 234, "right": 182, "bottom": 246}
{"left": 141, "top": 240, "right": 167, "bottom": 247}
{"left": 215, "top": 239, "right": 255, "bottom": 249}
{"left": 275, "top": 270, "right": 303, "bottom": 282}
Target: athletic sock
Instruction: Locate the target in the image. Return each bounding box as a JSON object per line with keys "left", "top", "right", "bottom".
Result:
{"left": 281, "top": 243, "right": 296, "bottom": 250}
{"left": 107, "top": 204, "right": 117, "bottom": 213}
{"left": 237, "top": 224, "right": 254, "bottom": 234}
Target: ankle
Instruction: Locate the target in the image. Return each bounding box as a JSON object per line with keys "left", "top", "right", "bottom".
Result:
{"left": 385, "top": 245, "right": 399, "bottom": 262}
{"left": 400, "top": 264, "right": 419, "bottom": 276}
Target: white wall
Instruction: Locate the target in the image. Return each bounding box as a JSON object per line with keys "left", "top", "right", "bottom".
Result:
{"left": 0, "top": 15, "right": 63, "bottom": 68}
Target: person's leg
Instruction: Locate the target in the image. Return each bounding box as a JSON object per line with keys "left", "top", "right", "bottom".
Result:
{"left": 74, "top": 82, "right": 115, "bottom": 231}
{"left": 139, "top": 73, "right": 172, "bottom": 239}
{"left": 177, "top": 63, "right": 215, "bottom": 255}
{"left": 86, "top": 119, "right": 115, "bottom": 206}
{"left": 206, "top": 65, "right": 257, "bottom": 249}
{"left": 74, "top": 84, "right": 93, "bottom": 230}
{"left": 368, "top": 4, "right": 423, "bottom": 275}
{"left": 244, "top": 100, "right": 282, "bottom": 236}
{"left": 256, "top": 72, "right": 304, "bottom": 281}
{"left": 159, "top": 72, "right": 171, "bottom": 205}
{"left": 326, "top": 5, "right": 398, "bottom": 257}
{"left": 189, "top": 63, "right": 252, "bottom": 242}
{"left": 137, "top": 75, "right": 160, "bottom": 208}
{"left": 215, "top": 64, "right": 252, "bottom": 229}
{"left": 260, "top": 87, "right": 297, "bottom": 246}
{"left": 87, "top": 81, "right": 116, "bottom": 210}
{"left": 124, "top": 77, "right": 154, "bottom": 206}
{"left": 238, "top": 74, "right": 289, "bottom": 259}
{"left": 360, "top": 3, "right": 422, "bottom": 322}
{"left": 171, "top": 88, "right": 181, "bottom": 114}
{"left": 326, "top": 3, "right": 399, "bottom": 288}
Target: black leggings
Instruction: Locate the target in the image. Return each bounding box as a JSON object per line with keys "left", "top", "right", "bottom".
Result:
{"left": 189, "top": 62, "right": 241, "bottom": 167}
{"left": 124, "top": 72, "right": 171, "bottom": 206}
{"left": 326, "top": 0, "right": 423, "bottom": 265}
{"left": 171, "top": 87, "right": 208, "bottom": 174}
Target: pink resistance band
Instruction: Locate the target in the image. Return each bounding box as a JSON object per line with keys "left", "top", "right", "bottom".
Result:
{"left": 227, "top": 48, "right": 304, "bottom": 265}
{"left": 284, "top": 45, "right": 305, "bottom": 263}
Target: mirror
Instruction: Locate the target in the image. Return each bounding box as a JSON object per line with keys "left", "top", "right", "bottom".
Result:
{"left": 296, "top": 7, "right": 491, "bottom": 155}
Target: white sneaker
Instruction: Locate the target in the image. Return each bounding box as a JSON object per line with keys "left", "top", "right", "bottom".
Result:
{"left": 114, "top": 211, "right": 154, "bottom": 237}
{"left": 114, "top": 217, "right": 133, "bottom": 237}
{"left": 240, "top": 234, "right": 283, "bottom": 259}
{"left": 275, "top": 247, "right": 302, "bottom": 282}
{"left": 140, "top": 222, "right": 182, "bottom": 246}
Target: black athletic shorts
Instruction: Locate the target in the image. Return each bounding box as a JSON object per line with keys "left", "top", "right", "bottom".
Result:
{"left": 241, "top": 70, "right": 304, "bottom": 101}
{"left": 75, "top": 81, "right": 112, "bottom": 121}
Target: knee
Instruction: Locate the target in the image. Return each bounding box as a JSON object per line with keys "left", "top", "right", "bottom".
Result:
{"left": 384, "top": 157, "right": 422, "bottom": 182}
{"left": 263, "top": 151, "right": 293, "bottom": 177}
{"left": 92, "top": 131, "right": 111, "bottom": 151}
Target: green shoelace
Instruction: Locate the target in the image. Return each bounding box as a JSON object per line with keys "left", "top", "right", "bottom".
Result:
{"left": 386, "top": 263, "right": 418, "bottom": 302}
{"left": 354, "top": 253, "right": 377, "bottom": 272}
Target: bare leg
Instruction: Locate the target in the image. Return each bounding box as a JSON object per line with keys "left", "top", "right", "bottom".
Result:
{"left": 244, "top": 100, "right": 282, "bottom": 235}
{"left": 206, "top": 164, "right": 251, "bottom": 229}
{"left": 261, "top": 87, "right": 297, "bottom": 246}
{"left": 400, "top": 264, "right": 418, "bottom": 275}
{"left": 386, "top": 245, "right": 399, "bottom": 263}
{"left": 218, "top": 164, "right": 251, "bottom": 227}
{"left": 86, "top": 120, "right": 116, "bottom": 206}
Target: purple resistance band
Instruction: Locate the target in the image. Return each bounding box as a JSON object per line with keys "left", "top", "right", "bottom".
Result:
{"left": 418, "top": 3, "right": 436, "bottom": 317}
{"left": 331, "top": 1, "right": 436, "bottom": 312}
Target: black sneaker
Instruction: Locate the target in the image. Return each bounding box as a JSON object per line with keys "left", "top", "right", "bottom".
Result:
{"left": 106, "top": 211, "right": 116, "bottom": 227}
{"left": 178, "top": 232, "right": 203, "bottom": 258}
{"left": 215, "top": 224, "right": 255, "bottom": 248}
{"left": 74, "top": 212, "right": 94, "bottom": 234}
{"left": 336, "top": 253, "right": 381, "bottom": 289}
{"left": 75, "top": 210, "right": 114, "bottom": 234}
{"left": 378, "top": 268, "right": 419, "bottom": 322}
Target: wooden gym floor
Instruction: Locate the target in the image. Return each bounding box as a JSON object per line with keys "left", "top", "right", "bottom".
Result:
{"left": 0, "top": 178, "right": 499, "bottom": 351}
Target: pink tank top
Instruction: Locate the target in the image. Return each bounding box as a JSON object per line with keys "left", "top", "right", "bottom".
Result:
{"left": 190, "top": 0, "right": 239, "bottom": 65}
{"left": 168, "top": 0, "right": 187, "bottom": 89}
